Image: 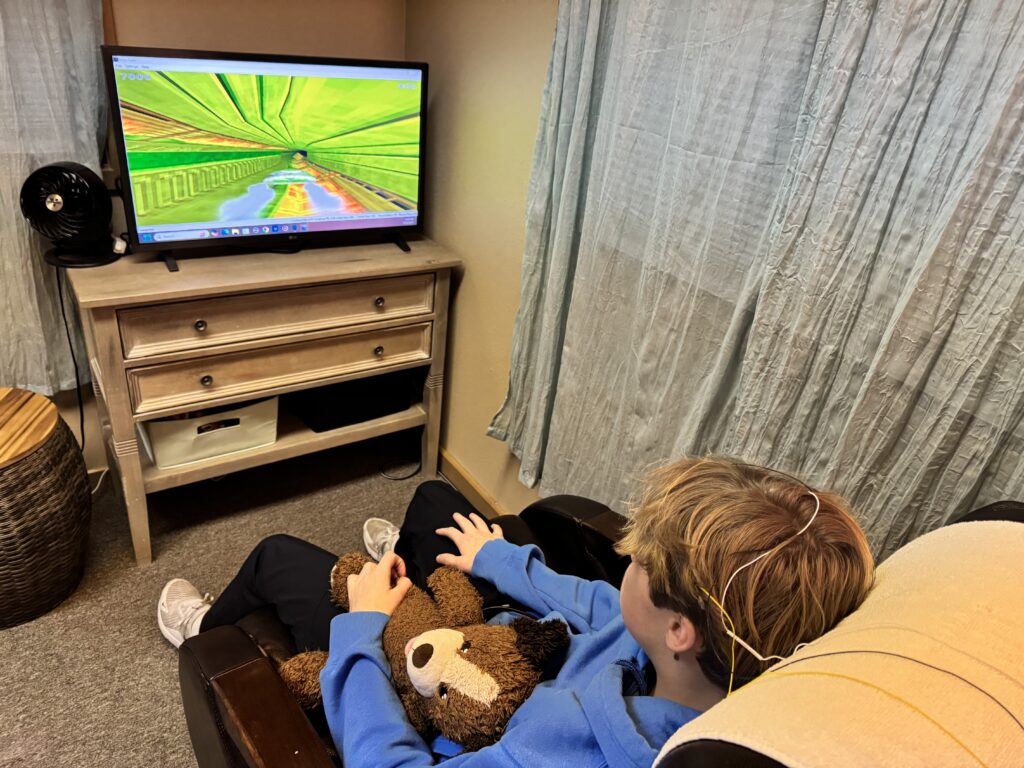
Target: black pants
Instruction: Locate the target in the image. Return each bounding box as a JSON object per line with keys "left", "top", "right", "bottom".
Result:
{"left": 200, "top": 481, "right": 521, "bottom": 652}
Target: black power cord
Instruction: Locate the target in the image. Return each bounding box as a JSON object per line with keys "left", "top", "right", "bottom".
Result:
{"left": 54, "top": 265, "right": 85, "bottom": 455}
{"left": 380, "top": 461, "right": 422, "bottom": 481}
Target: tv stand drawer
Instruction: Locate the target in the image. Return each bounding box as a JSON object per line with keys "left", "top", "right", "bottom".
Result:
{"left": 128, "top": 322, "right": 432, "bottom": 415}
{"left": 119, "top": 273, "right": 434, "bottom": 359}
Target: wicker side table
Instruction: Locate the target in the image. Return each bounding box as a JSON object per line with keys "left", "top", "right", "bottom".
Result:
{"left": 0, "top": 387, "right": 91, "bottom": 629}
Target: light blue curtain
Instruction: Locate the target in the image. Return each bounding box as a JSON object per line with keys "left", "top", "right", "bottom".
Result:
{"left": 0, "top": 0, "right": 105, "bottom": 394}
{"left": 487, "top": 0, "right": 619, "bottom": 484}
{"left": 491, "top": 0, "right": 1024, "bottom": 558}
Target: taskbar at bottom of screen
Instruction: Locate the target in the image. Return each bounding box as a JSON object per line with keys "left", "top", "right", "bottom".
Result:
{"left": 141, "top": 216, "right": 419, "bottom": 244}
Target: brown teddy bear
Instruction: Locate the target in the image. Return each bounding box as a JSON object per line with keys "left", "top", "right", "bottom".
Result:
{"left": 277, "top": 552, "right": 569, "bottom": 751}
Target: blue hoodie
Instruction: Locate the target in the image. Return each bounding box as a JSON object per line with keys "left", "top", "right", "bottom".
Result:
{"left": 321, "top": 539, "right": 700, "bottom": 767}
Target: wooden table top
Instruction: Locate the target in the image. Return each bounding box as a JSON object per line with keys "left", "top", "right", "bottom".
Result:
{"left": 66, "top": 238, "right": 462, "bottom": 310}
{"left": 0, "top": 388, "right": 59, "bottom": 470}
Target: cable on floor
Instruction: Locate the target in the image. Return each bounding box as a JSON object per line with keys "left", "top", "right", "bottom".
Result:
{"left": 55, "top": 265, "right": 85, "bottom": 456}
{"left": 380, "top": 462, "right": 422, "bottom": 481}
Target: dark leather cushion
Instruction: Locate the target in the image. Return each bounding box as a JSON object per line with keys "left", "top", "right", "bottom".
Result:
{"left": 658, "top": 740, "right": 787, "bottom": 768}
{"left": 235, "top": 606, "right": 296, "bottom": 664}
{"left": 516, "top": 495, "right": 629, "bottom": 587}
{"left": 949, "top": 500, "right": 1024, "bottom": 525}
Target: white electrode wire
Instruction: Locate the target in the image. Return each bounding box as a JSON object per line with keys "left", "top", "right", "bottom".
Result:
{"left": 717, "top": 491, "right": 822, "bottom": 663}
{"left": 91, "top": 468, "right": 109, "bottom": 496}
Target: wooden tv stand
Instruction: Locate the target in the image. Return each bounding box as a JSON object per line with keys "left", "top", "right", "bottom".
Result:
{"left": 68, "top": 240, "right": 461, "bottom": 565}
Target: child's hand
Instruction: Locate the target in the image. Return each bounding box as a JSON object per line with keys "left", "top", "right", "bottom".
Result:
{"left": 347, "top": 552, "right": 412, "bottom": 616}
{"left": 435, "top": 512, "right": 504, "bottom": 573}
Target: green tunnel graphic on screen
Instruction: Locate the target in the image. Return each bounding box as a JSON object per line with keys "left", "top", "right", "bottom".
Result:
{"left": 115, "top": 70, "right": 421, "bottom": 226}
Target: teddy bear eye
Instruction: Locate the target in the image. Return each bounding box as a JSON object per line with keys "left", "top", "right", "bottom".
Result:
{"left": 438, "top": 683, "right": 448, "bottom": 700}
{"left": 460, "top": 640, "right": 471, "bottom": 653}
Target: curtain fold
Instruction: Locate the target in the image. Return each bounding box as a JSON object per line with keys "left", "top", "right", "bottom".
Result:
{"left": 715, "top": 0, "right": 1024, "bottom": 557}
{"left": 487, "top": 0, "right": 620, "bottom": 486}
{"left": 493, "top": 0, "right": 1024, "bottom": 558}
{"left": 0, "top": 1, "right": 105, "bottom": 395}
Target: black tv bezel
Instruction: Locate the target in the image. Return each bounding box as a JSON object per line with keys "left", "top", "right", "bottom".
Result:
{"left": 101, "top": 45, "right": 428, "bottom": 255}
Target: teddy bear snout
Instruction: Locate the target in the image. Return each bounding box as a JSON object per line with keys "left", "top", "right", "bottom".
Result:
{"left": 406, "top": 628, "right": 467, "bottom": 698}
{"left": 411, "top": 643, "right": 434, "bottom": 668}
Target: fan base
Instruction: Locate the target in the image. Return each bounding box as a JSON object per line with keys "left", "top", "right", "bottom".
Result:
{"left": 44, "top": 247, "right": 120, "bottom": 269}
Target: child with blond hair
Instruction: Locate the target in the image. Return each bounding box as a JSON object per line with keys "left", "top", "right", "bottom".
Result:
{"left": 160, "top": 457, "right": 874, "bottom": 766}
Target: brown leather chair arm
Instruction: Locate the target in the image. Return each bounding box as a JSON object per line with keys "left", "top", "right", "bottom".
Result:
{"left": 180, "top": 625, "right": 335, "bottom": 768}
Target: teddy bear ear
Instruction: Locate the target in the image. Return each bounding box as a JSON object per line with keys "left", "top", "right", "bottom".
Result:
{"left": 510, "top": 617, "right": 570, "bottom": 666}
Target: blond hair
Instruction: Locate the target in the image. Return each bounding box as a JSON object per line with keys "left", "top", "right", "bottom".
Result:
{"left": 616, "top": 456, "right": 874, "bottom": 690}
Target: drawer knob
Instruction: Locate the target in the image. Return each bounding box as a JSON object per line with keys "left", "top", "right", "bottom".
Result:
{"left": 199, "top": 375, "right": 214, "bottom": 387}
{"left": 374, "top": 296, "right": 386, "bottom": 308}
{"left": 373, "top": 345, "right": 385, "bottom": 357}
{"left": 194, "top": 319, "right": 208, "bottom": 332}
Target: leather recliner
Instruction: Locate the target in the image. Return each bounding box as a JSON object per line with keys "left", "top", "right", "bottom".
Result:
{"left": 179, "top": 494, "right": 1024, "bottom": 768}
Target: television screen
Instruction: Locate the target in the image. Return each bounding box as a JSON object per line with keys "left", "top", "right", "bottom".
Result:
{"left": 103, "top": 47, "right": 425, "bottom": 251}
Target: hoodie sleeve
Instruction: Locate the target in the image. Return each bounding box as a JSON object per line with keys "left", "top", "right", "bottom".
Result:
{"left": 471, "top": 539, "right": 621, "bottom": 633}
{"left": 320, "top": 611, "right": 534, "bottom": 768}
{"left": 320, "top": 611, "right": 430, "bottom": 768}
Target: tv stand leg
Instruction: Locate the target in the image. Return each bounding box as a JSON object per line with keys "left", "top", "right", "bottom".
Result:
{"left": 160, "top": 251, "right": 180, "bottom": 272}
{"left": 391, "top": 234, "right": 411, "bottom": 253}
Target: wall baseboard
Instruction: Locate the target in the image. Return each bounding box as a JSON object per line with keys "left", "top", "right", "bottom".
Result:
{"left": 439, "top": 448, "right": 508, "bottom": 520}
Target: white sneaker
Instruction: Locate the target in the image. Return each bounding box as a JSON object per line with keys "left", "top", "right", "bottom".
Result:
{"left": 363, "top": 518, "right": 400, "bottom": 561}
{"left": 158, "top": 578, "right": 214, "bottom": 648}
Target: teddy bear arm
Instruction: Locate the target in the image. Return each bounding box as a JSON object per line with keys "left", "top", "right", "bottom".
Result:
{"left": 427, "top": 567, "right": 484, "bottom": 627}
{"left": 329, "top": 552, "right": 375, "bottom": 610}
{"left": 277, "top": 650, "right": 330, "bottom": 710}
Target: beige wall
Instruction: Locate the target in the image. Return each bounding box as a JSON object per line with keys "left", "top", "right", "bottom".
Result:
{"left": 106, "top": 0, "right": 405, "bottom": 58}
{"left": 406, "top": 0, "right": 556, "bottom": 515}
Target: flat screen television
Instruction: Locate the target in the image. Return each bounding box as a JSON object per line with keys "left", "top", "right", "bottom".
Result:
{"left": 102, "top": 46, "right": 426, "bottom": 254}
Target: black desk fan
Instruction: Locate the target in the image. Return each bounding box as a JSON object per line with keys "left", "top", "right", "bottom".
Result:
{"left": 20, "top": 161, "right": 125, "bottom": 267}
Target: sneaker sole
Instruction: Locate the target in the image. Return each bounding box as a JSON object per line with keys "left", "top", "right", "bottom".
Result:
{"left": 157, "top": 580, "right": 185, "bottom": 648}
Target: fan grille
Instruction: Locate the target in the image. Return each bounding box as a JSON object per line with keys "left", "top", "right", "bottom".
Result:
{"left": 20, "top": 162, "right": 112, "bottom": 245}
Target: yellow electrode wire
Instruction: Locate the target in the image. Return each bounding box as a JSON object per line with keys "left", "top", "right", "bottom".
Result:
{"left": 700, "top": 587, "right": 737, "bottom": 696}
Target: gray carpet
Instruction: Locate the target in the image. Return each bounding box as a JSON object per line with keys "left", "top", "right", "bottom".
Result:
{"left": 0, "top": 434, "right": 428, "bottom": 767}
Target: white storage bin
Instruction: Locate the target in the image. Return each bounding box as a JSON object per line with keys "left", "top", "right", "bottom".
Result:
{"left": 139, "top": 397, "right": 278, "bottom": 469}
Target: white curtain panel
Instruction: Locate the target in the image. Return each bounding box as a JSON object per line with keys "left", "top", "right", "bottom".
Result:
{"left": 491, "top": 0, "right": 1024, "bottom": 559}
{"left": 0, "top": 0, "right": 105, "bottom": 395}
